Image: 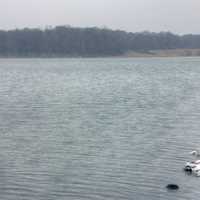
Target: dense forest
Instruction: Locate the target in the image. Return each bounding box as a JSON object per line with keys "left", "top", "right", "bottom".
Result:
{"left": 0, "top": 26, "right": 200, "bottom": 57}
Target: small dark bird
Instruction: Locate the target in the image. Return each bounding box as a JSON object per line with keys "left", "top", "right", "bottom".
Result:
{"left": 166, "top": 184, "right": 179, "bottom": 190}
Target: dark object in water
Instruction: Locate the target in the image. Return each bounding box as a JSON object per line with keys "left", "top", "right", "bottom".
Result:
{"left": 166, "top": 184, "right": 179, "bottom": 190}
{"left": 184, "top": 166, "right": 192, "bottom": 173}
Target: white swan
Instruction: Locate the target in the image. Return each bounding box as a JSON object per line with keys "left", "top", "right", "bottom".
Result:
{"left": 190, "top": 150, "right": 200, "bottom": 156}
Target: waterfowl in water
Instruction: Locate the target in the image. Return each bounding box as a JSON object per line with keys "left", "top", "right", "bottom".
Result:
{"left": 166, "top": 184, "right": 179, "bottom": 190}
{"left": 184, "top": 160, "right": 200, "bottom": 176}
{"left": 190, "top": 150, "right": 200, "bottom": 156}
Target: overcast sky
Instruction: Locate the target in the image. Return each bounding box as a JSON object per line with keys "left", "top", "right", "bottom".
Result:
{"left": 0, "top": 0, "right": 199, "bottom": 34}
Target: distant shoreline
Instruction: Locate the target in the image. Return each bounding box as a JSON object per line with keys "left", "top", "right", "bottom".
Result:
{"left": 1, "top": 49, "right": 200, "bottom": 58}
{"left": 1, "top": 26, "right": 200, "bottom": 58}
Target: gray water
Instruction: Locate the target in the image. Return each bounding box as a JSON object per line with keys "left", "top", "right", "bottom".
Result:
{"left": 0, "top": 57, "right": 200, "bottom": 200}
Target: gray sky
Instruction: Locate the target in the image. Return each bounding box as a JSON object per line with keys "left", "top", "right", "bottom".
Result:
{"left": 0, "top": 0, "right": 199, "bottom": 34}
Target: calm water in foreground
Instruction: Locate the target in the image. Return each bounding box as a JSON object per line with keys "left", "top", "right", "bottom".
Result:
{"left": 0, "top": 57, "right": 200, "bottom": 200}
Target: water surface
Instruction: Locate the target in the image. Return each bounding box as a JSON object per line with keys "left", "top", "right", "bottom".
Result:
{"left": 0, "top": 57, "right": 200, "bottom": 199}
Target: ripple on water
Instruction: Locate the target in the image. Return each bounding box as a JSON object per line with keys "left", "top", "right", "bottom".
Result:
{"left": 1, "top": 58, "right": 200, "bottom": 199}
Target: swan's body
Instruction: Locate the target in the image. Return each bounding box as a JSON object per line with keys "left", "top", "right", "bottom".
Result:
{"left": 185, "top": 160, "right": 200, "bottom": 168}
{"left": 184, "top": 150, "right": 200, "bottom": 176}
{"left": 192, "top": 165, "right": 200, "bottom": 176}
{"left": 184, "top": 160, "right": 200, "bottom": 176}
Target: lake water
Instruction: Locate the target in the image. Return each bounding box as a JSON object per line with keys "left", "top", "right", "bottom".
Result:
{"left": 0, "top": 57, "right": 200, "bottom": 200}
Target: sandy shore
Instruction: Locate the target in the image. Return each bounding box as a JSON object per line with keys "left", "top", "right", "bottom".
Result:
{"left": 123, "top": 49, "right": 200, "bottom": 57}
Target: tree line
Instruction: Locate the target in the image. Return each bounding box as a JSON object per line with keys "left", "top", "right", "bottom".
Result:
{"left": 0, "top": 26, "right": 200, "bottom": 57}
